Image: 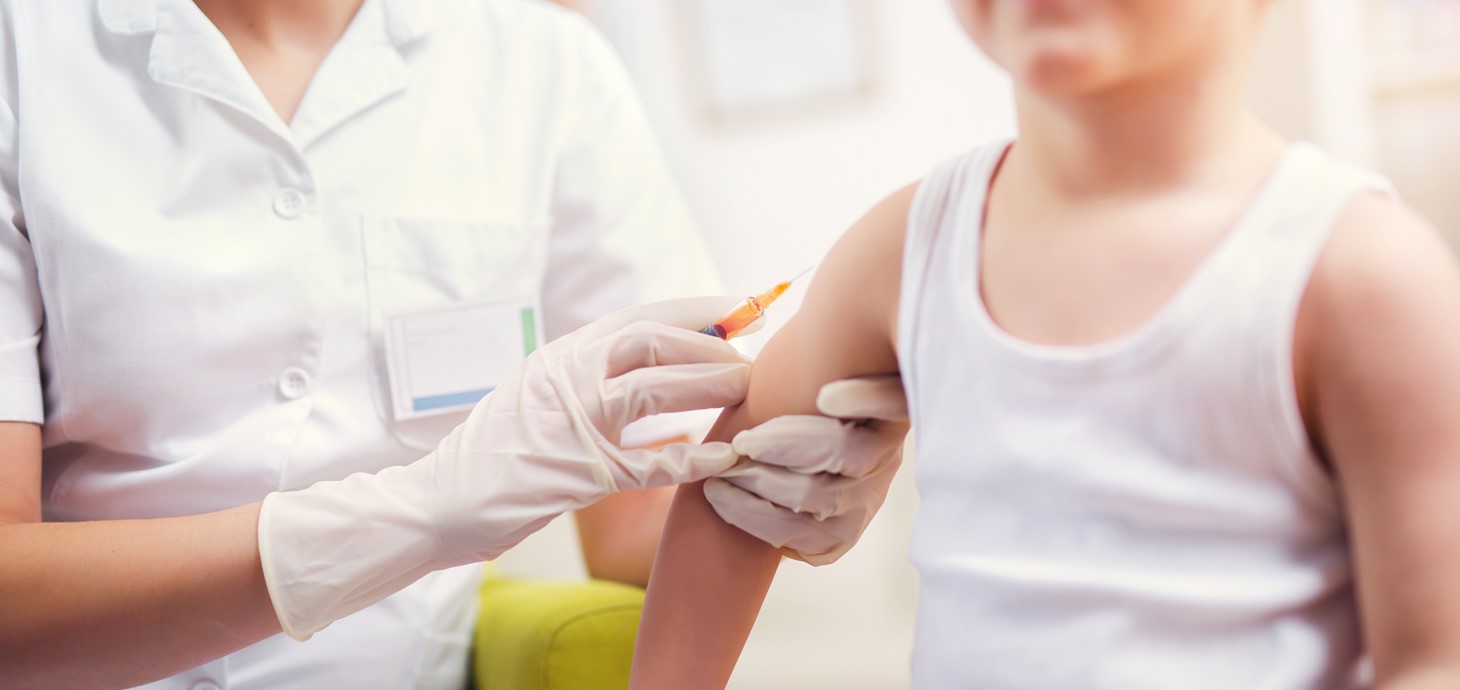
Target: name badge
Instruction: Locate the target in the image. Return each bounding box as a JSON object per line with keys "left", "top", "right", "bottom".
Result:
{"left": 383, "top": 299, "right": 541, "bottom": 421}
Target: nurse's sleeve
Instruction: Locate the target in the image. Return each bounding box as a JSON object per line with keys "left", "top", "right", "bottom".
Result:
{"left": 0, "top": 97, "right": 40, "bottom": 425}
{"left": 540, "top": 16, "right": 722, "bottom": 343}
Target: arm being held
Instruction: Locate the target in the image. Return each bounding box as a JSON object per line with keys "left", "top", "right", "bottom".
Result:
{"left": 630, "top": 185, "right": 916, "bottom": 689}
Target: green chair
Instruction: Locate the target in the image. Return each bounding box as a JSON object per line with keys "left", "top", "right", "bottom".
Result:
{"left": 473, "top": 571, "right": 646, "bottom": 690}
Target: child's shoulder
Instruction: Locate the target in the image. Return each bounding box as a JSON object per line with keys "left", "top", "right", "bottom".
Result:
{"left": 800, "top": 182, "right": 920, "bottom": 351}
{"left": 1308, "top": 191, "right": 1452, "bottom": 327}
{"left": 1296, "top": 187, "right": 1460, "bottom": 442}
{"left": 803, "top": 139, "right": 1006, "bottom": 353}
{"left": 852, "top": 139, "right": 1009, "bottom": 251}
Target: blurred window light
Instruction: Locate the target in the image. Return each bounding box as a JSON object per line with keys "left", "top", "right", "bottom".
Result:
{"left": 1372, "top": 0, "right": 1460, "bottom": 93}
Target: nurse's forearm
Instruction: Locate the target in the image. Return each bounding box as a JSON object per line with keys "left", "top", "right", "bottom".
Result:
{"left": 0, "top": 503, "right": 280, "bottom": 688}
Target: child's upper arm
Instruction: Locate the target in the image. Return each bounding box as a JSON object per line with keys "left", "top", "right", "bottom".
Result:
{"left": 740, "top": 181, "right": 914, "bottom": 416}
{"left": 1301, "top": 193, "right": 1460, "bottom": 683}
{"left": 630, "top": 183, "right": 916, "bottom": 689}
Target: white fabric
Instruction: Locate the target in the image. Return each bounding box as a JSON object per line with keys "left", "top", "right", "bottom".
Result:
{"left": 0, "top": 0, "right": 721, "bottom": 687}
{"left": 707, "top": 375, "right": 909, "bottom": 565}
{"left": 260, "top": 297, "right": 750, "bottom": 640}
{"left": 898, "top": 141, "right": 1391, "bottom": 689}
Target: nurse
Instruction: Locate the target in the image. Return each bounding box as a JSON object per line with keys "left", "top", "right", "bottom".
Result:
{"left": 0, "top": 0, "right": 907, "bottom": 688}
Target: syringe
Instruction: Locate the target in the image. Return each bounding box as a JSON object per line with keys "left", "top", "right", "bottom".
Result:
{"left": 700, "top": 267, "right": 812, "bottom": 340}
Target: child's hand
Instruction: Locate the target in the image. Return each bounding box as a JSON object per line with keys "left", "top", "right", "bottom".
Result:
{"left": 704, "top": 375, "right": 909, "bottom": 565}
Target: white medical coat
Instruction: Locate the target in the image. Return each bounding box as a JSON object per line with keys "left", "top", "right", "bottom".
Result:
{"left": 0, "top": 0, "right": 720, "bottom": 687}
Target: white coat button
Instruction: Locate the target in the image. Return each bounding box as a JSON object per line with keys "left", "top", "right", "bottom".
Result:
{"left": 191, "top": 682, "right": 222, "bottom": 690}
{"left": 278, "top": 368, "right": 312, "bottom": 399}
{"left": 273, "top": 188, "right": 306, "bottom": 219}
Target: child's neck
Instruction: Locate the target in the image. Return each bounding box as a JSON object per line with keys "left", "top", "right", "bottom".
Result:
{"left": 1010, "top": 56, "right": 1283, "bottom": 203}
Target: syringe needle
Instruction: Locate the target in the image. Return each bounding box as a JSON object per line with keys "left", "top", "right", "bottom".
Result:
{"left": 787, "top": 264, "right": 815, "bottom": 284}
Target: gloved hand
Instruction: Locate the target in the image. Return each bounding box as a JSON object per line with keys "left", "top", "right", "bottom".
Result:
{"left": 704, "top": 375, "right": 909, "bottom": 566}
{"left": 258, "top": 297, "right": 752, "bottom": 640}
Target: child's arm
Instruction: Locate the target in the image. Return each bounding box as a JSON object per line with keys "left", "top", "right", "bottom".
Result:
{"left": 1303, "top": 194, "right": 1460, "bottom": 688}
{"left": 629, "top": 185, "right": 917, "bottom": 689}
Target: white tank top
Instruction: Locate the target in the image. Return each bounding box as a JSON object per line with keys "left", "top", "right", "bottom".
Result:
{"left": 897, "top": 141, "right": 1390, "bottom": 689}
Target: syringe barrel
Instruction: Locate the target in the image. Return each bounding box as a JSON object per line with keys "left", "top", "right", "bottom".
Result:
{"left": 713, "top": 297, "right": 765, "bottom": 339}
{"left": 700, "top": 296, "right": 767, "bottom": 340}
{"left": 700, "top": 279, "right": 793, "bottom": 340}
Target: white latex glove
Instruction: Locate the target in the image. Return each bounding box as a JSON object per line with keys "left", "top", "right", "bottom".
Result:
{"left": 704, "top": 375, "right": 909, "bottom": 566}
{"left": 258, "top": 297, "right": 752, "bottom": 640}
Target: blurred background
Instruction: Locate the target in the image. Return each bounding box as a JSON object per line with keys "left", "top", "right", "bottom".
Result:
{"left": 497, "top": 1, "right": 1460, "bottom": 687}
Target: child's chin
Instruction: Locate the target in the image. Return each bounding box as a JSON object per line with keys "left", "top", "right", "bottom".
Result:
{"left": 1013, "top": 51, "right": 1110, "bottom": 97}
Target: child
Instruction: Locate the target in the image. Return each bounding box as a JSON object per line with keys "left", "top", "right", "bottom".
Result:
{"left": 630, "top": 0, "right": 1460, "bottom": 688}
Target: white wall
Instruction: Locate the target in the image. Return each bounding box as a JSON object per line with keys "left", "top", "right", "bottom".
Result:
{"left": 1373, "top": 89, "right": 1460, "bottom": 242}
{"left": 497, "top": 1, "right": 1017, "bottom": 687}
{"left": 593, "top": 0, "right": 1015, "bottom": 304}
{"left": 1247, "top": 0, "right": 1315, "bottom": 143}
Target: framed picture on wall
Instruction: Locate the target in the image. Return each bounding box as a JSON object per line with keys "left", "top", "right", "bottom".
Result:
{"left": 676, "top": 0, "right": 881, "bottom": 126}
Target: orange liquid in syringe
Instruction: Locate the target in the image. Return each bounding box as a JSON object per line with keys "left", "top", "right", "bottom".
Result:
{"left": 699, "top": 281, "right": 792, "bottom": 340}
